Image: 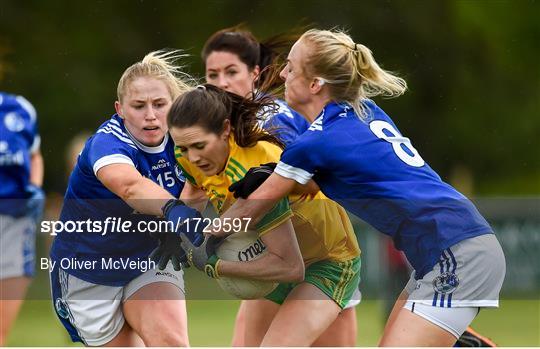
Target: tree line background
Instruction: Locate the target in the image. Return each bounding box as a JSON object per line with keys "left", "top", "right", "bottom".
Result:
{"left": 1, "top": 0, "right": 539, "bottom": 196}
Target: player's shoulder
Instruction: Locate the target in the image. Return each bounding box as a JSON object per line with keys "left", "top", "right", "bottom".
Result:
{"left": 237, "top": 139, "right": 282, "bottom": 166}
{"left": 253, "top": 139, "right": 282, "bottom": 154}
{"left": 362, "top": 99, "right": 395, "bottom": 124}
{"left": 273, "top": 99, "right": 295, "bottom": 118}
{"left": 273, "top": 100, "right": 308, "bottom": 125}
{"left": 79, "top": 115, "right": 139, "bottom": 168}
{"left": 292, "top": 122, "right": 324, "bottom": 148}
{"left": 91, "top": 114, "right": 138, "bottom": 151}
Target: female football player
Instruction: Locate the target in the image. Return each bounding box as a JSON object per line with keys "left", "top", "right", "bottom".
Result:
{"left": 49, "top": 50, "right": 195, "bottom": 346}
{"left": 203, "top": 26, "right": 309, "bottom": 146}
{"left": 202, "top": 27, "right": 361, "bottom": 346}
{"left": 0, "top": 92, "right": 44, "bottom": 346}
{"left": 167, "top": 84, "right": 361, "bottom": 347}
{"left": 215, "top": 29, "right": 506, "bottom": 346}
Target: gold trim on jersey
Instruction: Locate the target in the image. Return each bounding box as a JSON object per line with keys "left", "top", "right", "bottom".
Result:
{"left": 175, "top": 136, "right": 360, "bottom": 263}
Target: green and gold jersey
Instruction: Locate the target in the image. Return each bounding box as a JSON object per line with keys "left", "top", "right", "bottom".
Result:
{"left": 176, "top": 136, "right": 360, "bottom": 264}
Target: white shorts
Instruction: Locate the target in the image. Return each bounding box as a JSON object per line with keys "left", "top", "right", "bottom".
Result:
{"left": 0, "top": 214, "right": 36, "bottom": 280}
{"left": 403, "top": 234, "right": 505, "bottom": 338}
{"left": 404, "top": 301, "right": 479, "bottom": 338}
{"left": 50, "top": 263, "right": 185, "bottom": 346}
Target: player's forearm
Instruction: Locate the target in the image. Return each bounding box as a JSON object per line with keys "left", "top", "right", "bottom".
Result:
{"left": 29, "top": 151, "right": 44, "bottom": 187}
{"left": 212, "top": 174, "right": 294, "bottom": 238}
{"left": 122, "top": 177, "right": 174, "bottom": 216}
{"left": 179, "top": 183, "right": 208, "bottom": 213}
{"left": 217, "top": 253, "right": 305, "bottom": 283}
{"left": 291, "top": 179, "right": 319, "bottom": 196}
{"left": 210, "top": 199, "right": 274, "bottom": 238}
{"left": 182, "top": 198, "right": 207, "bottom": 213}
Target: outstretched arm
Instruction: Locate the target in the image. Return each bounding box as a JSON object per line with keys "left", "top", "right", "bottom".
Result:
{"left": 291, "top": 179, "right": 319, "bottom": 196}
{"left": 214, "top": 173, "right": 297, "bottom": 238}
{"left": 97, "top": 163, "right": 174, "bottom": 216}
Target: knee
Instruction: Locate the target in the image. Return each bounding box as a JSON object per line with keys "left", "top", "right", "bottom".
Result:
{"left": 156, "top": 330, "right": 189, "bottom": 347}
{"left": 139, "top": 311, "right": 189, "bottom": 347}
{"left": 142, "top": 326, "right": 188, "bottom": 347}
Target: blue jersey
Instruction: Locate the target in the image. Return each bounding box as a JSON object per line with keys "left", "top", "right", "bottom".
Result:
{"left": 276, "top": 101, "right": 492, "bottom": 278}
{"left": 50, "top": 114, "right": 185, "bottom": 286}
{"left": 0, "top": 92, "right": 40, "bottom": 216}
{"left": 259, "top": 99, "right": 309, "bottom": 145}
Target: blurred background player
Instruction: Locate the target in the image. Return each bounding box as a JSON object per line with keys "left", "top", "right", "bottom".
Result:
{"left": 201, "top": 26, "right": 362, "bottom": 346}
{"left": 43, "top": 131, "right": 91, "bottom": 246}
{"left": 0, "top": 91, "right": 44, "bottom": 346}
{"left": 48, "top": 50, "right": 193, "bottom": 346}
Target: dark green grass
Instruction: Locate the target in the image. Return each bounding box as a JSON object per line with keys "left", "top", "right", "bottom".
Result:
{"left": 7, "top": 299, "right": 539, "bottom": 346}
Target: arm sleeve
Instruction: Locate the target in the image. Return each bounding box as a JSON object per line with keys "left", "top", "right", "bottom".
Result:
{"left": 30, "top": 135, "right": 41, "bottom": 153}
{"left": 86, "top": 133, "right": 136, "bottom": 175}
{"left": 275, "top": 137, "right": 319, "bottom": 185}
{"left": 255, "top": 198, "right": 293, "bottom": 236}
{"left": 15, "top": 95, "right": 41, "bottom": 153}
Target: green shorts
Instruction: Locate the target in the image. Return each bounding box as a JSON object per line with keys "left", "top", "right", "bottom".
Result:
{"left": 265, "top": 257, "right": 361, "bottom": 309}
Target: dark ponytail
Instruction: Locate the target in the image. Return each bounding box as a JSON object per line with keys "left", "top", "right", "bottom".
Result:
{"left": 168, "top": 84, "right": 284, "bottom": 149}
{"left": 202, "top": 25, "right": 300, "bottom": 90}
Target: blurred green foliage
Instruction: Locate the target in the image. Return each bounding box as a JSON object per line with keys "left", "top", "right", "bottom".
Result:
{"left": 1, "top": 0, "right": 539, "bottom": 195}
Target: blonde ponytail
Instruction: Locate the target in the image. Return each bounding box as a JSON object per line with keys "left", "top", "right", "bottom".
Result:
{"left": 300, "top": 29, "right": 407, "bottom": 120}
{"left": 352, "top": 43, "right": 407, "bottom": 99}
{"left": 117, "top": 50, "right": 194, "bottom": 102}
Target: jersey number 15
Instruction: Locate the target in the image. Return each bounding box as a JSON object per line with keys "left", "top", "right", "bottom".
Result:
{"left": 156, "top": 171, "right": 175, "bottom": 188}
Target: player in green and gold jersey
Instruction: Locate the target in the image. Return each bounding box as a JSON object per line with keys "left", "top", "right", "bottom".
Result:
{"left": 168, "top": 84, "right": 360, "bottom": 346}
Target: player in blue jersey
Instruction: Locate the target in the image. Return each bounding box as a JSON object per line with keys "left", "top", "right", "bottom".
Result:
{"left": 202, "top": 27, "right": 360, "bottom": 346}
{"left": 217, "top": 29, "right": 506, "bottom": 346}
{"left": 49, "top": 51, "right": 196, "bottom": 346}
{"left": 0, "top": 92, "right": 44, "bottom": 346}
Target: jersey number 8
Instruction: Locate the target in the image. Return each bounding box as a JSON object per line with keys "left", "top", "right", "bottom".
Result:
{"left": 369, "top": 120, "right": 425, "bottom": 167}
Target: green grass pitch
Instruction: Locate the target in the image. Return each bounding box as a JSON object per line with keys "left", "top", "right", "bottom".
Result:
{"left": 7, "top": 298, "right": 539, "bottom": 346}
